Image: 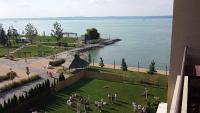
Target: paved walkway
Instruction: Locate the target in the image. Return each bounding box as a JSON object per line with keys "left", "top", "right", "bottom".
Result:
{"left": 0, "top": 58, "right": 61, "bottom": 104}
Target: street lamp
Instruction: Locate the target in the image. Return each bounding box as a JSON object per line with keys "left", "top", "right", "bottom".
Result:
{"left": 9, "top": 68, "right": 12, "bottom": 81}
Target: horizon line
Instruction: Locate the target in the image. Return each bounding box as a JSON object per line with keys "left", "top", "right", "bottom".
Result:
{"left": 0, "top": 16, "right": 172, "bottom": 20}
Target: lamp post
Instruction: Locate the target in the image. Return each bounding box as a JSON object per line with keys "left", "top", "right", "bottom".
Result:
{"left": 26, "top": 66, "right": 30, "bottom": 78}
{"left": 9, "top": 68, "right": 12, "bottom": 81}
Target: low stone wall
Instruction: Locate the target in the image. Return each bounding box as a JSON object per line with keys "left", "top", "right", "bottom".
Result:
{"left": 55, "top": 71, "right": 85, "bottom": 91}
{"left": 84, "top": 71, "right": 123, "bottom": 82}
{"left": 55, "top": 70, "right": 123, "bottom": 92}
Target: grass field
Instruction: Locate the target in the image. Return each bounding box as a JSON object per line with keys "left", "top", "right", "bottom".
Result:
{"left": 40, "top": 71, "right": 167, "bottom": 113}
{"left": 0, "top": 36, "right": 77, "bottom": 57}
{"left": 86, "top": 66, "right": 168, "bottom": 87}
{"left": 32, "top": 36, "right": 78, "bottom": 44}
{"left": 13, "top": 45, "right": 67, "bottom": 58}
{"left": 0, "top": 43, "right": 24, "bottom": 57}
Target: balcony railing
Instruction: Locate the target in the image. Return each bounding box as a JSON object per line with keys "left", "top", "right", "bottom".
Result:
{"left": 170, "top": 47, "right": 188, "bottom": 113}
{"left": 169, "top": 46, "right": 200, "bottom": 113}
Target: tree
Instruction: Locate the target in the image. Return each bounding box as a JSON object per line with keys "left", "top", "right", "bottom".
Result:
{"left": 26, "top": 66, "right": 30, "bottom": 77}
{"left": 99, "top": 57, "right": 104, "bottom": 68}
{"left": 0, "top": 26, "right": 8, "bottom": 46}
{"left": 7, "top": 26, "right": 19, "bottom": 37}
{"left": 51, "top": 22, "right": 63, "bottom": 43}
{"left": 59, "top": 72, "right": 65, "bottom": 81}
{"left": 0, "top": 103, "right": 3, "bottom": 113}
{"left": 148, "top": 60, "right": 157, "bottom": 75}
{"left": 25, "top": 23, "right": 37, "bottom": 40}
{"left": 88, "top": 53, "right": 92, "bottom": 64}
{"left": 7, "top": 27, "right": 13, "bottom": 47}
{"left": 85, "top": 28, "right": 100, "bottom": 40}
{"left": 12, "top": 95, "right": 18, "bottom": 106}
{"left": 43, "top": 31, "right": 46, "bottom": 36}
{"left": 121, "top": 58, "right": 128, "bottom": 71}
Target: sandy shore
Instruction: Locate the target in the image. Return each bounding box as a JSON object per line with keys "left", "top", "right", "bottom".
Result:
{"left": 91, "top": 63, "right": 169, "bottom": 75}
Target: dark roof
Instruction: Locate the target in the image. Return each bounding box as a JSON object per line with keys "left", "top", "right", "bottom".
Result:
{"left": 69, "top": 54, "right": 89, "bottom": 69}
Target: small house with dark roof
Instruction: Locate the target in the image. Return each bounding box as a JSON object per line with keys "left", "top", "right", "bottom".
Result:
{"left": 69, "top": 54, "right": 89, "bottom": 69}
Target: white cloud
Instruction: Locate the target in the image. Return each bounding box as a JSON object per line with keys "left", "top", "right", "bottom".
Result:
{"left": 0, "top": 0, "right": 173, "bottom": 18}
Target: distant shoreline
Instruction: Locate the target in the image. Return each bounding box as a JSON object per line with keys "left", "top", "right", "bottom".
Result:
{"left": 0, "top": 16, "right": 172, "bottom": 20}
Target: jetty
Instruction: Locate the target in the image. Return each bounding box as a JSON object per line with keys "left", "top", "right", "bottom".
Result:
{"left": 74, "top": 38, "right": 121, "bottom": 53}
{"left": 100, "top": 38, "right": 121, "bottom": 45}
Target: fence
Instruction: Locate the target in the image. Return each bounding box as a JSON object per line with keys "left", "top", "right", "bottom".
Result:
{"left": 90, "top": 58, "right": 169, "bottom": 75}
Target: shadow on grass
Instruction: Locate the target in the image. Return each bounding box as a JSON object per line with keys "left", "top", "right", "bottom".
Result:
{"left": 116, "top": 100, "right": 129, "bottom": 105}
{"left": 95, "top": 78, "right": 167, "bottom": 90}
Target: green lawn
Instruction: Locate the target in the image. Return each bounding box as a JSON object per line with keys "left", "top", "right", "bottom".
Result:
{"left": 41, "top": 77, "right": 167, "bottom": 113}
{"left": 0, "top": 36, "right": 77, "bottom": 58}
{"left": 13, "top": 45, "right": 67, "bottom": 58}
{"left": 32, "top": 36, "right": 78, "bottom": 44}
{"left": 0, "top": 43, "right": 23, "bottom": 57}
{"left": 86, "top": 67, "right": 168, "bottom": 88}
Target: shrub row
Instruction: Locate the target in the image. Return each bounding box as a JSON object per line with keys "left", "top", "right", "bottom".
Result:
{"left": 49, "top": 59, "right": 65, "bottom": 66}
{"left": 56, "top": 42, "right": 68, "bottom": 47}
{"left": 0, "top": 79, "right": 55, "bottom": 113}
{"left": 0, "top": 71, "right": 18, "bottom": 82}
{"left": 0, "top": 75, "right": 41, "bottom": 92}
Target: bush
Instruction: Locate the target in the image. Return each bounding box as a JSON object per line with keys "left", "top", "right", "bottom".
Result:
{"left": 146, "top": 97, "right": 160, "bottom": 113}
{"left": 148, "top": 60, "right": 157, "bottom": 75}
{"left": 0, "top": 55, "right": 5, "bottom": 58}
{"left": 56, "top": 42, "right": 68, "bottom": 47}
{"left": 49, "top": 59, "right": 65, "bottom": 66}
{"left": 59, "top": 72, "right": 65, "bottom": 81}
{"left": 121, "top": 58, "right": 128, "bottom": 71}
{"left": 99, "top": 57, "right": 104, "bottom": 68}
{"left": 0, "top": 75, "right": 41, "bottom": 92}
{"left": 0, "top": 71, "right": 17, "bottom": 82}
{"left": 7, "top": 55, "right": 14, "bottom": 60}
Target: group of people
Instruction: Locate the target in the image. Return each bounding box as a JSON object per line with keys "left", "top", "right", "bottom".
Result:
{"left": 94, "top": 98, "right": 107, "bottom": 112}
{"left": 132, "top": 101, "right": 147, "bottom": 113}
{"left": 66, "top": 92, "right": 119, "bottom": 113}
{"left": 93, "top": 93, "right": 118, "bottom": 112}
{"left": 46, "top": 70, "right": 53, "bottom": 77}
{"left": 107, "top": 93, "right": 117, "bottom": 103}
{"left": 66, "top": 93, "right": 90, "bottom": 113}
{"left": 66, "top": 92, "right": 147, "bottom": 113}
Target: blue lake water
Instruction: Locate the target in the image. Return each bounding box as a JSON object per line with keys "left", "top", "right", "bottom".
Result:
{"left": 0, "top": 17, "right": 172, "bottom": 69}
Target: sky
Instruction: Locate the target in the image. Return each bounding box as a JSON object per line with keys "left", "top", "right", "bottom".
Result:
{"left": 0, "top": 0, "right": 173, "bottom": 18}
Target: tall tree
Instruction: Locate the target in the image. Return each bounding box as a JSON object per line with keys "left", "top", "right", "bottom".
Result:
{"left": 51, "top": 22, "right": 63, "bottom": 43}
{"left": 99, "top": 57, "right": 104, "bottom": 67}
{"left": 121, "top": 58, "right": 128, "bottom": 71}
{"left": 148, "top": 60, "right": 157, "bottom": 75}
{"left": 59, "top": 72, "right": 65, "bottom": 81}
{"left": 25, "top": 23, "right": 37, "bottom": 40}
{"left": 85, "top": 28, "right": 100, "bottom": 40}
{"left": 7, "top": 26, "right": 19, "bottom": 37}
{"left": 88, "top": 53, "right": 92, "bottom": 64}
{"left": 0, "top": 26, "right": 8, "bottom": 46}
{"left": 7, "top": 27, "right": 12, "bottom": 47}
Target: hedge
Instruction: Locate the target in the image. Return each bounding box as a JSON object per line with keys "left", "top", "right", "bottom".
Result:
{"left": 0, "top": 75, "right": 41, "bottom": 92}
{"left": 49, "top": 59, "right": 65, "bottom": 66}
{"left": 0, "top": 79, "right": 53, "bottom": 113}
{"left": 0, "top": 71, "right": 18, "bottom": 82}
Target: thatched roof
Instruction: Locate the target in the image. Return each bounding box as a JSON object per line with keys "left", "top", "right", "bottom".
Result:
{"left": 69, "top": 54, "right": 89, "bottom": 69}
